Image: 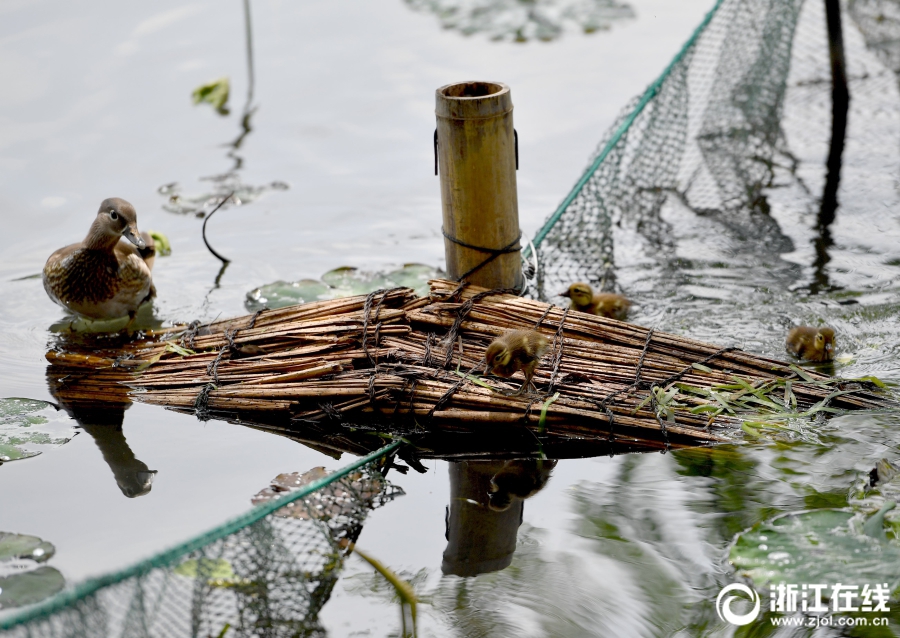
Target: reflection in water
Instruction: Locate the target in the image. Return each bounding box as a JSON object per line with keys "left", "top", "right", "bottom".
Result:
{"left": 405, "top": 0, "right": 634, "bottom": 42}
{"left": 46, "top": 361, "right": 156, "bottom": 498}
{"left": 158, "top": 0, "right": 288, "bottom": 220}
{"left": 443, "top": 459, "right": 555, "bottom": 577}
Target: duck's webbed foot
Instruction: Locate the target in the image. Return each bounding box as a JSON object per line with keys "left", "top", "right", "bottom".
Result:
{"left": 122, "top": 311, "right": 137, "bottom": 335}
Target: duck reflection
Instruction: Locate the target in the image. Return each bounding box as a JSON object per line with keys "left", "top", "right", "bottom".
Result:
{"left": 442, "top": 459, "right": 557, "bottom": 577}
{"left": 46, "top": 365, "right": 157, "bottom": 498}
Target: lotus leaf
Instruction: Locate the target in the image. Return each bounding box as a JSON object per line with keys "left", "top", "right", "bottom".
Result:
{"left": 0, "top": 398, "right": 76, "bottom": 463}
{"left": 730, "top": 509, "right": 900, "bottom": 597}
{"left": 0, "top": 566, "right": 65, "bottom": 609}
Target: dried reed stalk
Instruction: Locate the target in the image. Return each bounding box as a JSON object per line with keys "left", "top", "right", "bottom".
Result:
{"left": 44, "top": 280, "right": 893, "bottom": 453}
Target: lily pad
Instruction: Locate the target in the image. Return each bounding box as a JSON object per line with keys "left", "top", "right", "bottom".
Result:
{"left": 0, "top": 532, "right": 55, "bottom": 563}
{"left": 321, "top": 267, "right": 391, "bottom": 297}
{"left": 729, "top": 508, "right": 900, "bottom": 596}
{"left": 0, "top": 566, "right": 65, "bottom": 609}
{"left": 245, "top": 279, "right": 333, "bottom": 311}
{"left": 245, "top": 264, "right": 442, "bottom": 311}
{"left": 0, "top": 398, "right": 77, "bottom": 464}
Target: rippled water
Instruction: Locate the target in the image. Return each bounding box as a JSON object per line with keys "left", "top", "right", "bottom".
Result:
{"left": 2, "top": 0, "right": 900, "bottom": 636}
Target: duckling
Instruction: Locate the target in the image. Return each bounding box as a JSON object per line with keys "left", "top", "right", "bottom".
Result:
{"left": 484, "top": 329, "right": 550, "bottom": 395}
{"left": 560, "top": 282, "right": 630, "bottom": 320}
{"left": 785, "top": 326, "right": 835, "bottom": 362}
{"left": 488, "top": 459, "right": 558, "bottom": 512}
{"left": 43, "top": 198, "right": 156, "bottom": 324}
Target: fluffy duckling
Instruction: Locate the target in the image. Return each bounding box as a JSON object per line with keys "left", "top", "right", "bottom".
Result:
{"left": 560, "top": 282, "right": 630, "bottom": 320}
{"left": 488, "top": 459, "right": 558, "bottom": 512}
{"left": 484, "top": 329, "right": 550, "bottom": 395}
{"left": 785, "top": 326, "right": 835, "bottom": 362}
{"left": 43, "top": 198, "right": 156, "bottom": 323}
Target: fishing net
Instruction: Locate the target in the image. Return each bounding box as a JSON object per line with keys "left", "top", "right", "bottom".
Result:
{"left": 528, "top": 0, "right": 900, "bottom": 306}
{"left": 0, "top": 443, "right": 402, "bottom": 638}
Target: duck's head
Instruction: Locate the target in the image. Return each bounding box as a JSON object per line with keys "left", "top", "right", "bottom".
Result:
{"left": 560, "top": 282, "right": 593, "bottom": 308}
{"left": 815, "top": 327, "right": 836, "bottom": 360}
{"left": 95, "top": 198, "right": 145, "bottom": 249}
{"left": 485, "top": 341, "right": 512, "bottom": 374}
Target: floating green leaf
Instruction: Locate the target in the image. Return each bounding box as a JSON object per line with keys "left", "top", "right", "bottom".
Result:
{"left": 192, "top": 77, "right": 230, "bottom": 115}
{"left": 148, "top": 230, "right": 172, "bottom": 256}
{"left": 0, "top": 532, "right": 64, "bottom": 609}
{"left": 245, "top": 264, "right": 442, "bottom": 311}
{"left": 0, "top": 566, "right": 65, "bottom": 609}
{"left": 174, "top": 558, "right": 236, "bottom": 581}
{"left": 245, "top": 279, "right": 334, "bottom": 311}
{"left": 0, "top": 398, "right": 76, "bottom": 464}
{"left": 730, "top": 509, "right": 900, "bottom": 595}
{"left": 0, "top": 532, "right": 55, "bottom": 563}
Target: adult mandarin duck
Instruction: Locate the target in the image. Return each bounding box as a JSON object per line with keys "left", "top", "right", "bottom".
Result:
{"left": 43, "top": 198, "right": 156, "bottom": 324}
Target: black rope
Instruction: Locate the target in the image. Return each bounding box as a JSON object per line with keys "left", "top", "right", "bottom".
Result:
{"left": 206, "top": 347, "right": 228, "bottom": 384}
{"left": 319, "top": 402, "right": 342, "bottom": 422}
{"left": 361, "top": 289, "right": 402, "bottom": 365}
{"left": 194, "top": 383, "right": 216, "bottom": 421}
{"left": 201, "top": 192, "right": 234, "bottom": 265}
{"left": 634, "top": 329, "right": 655, "bottom": 387}
{"left": 181, "top": 320, "right": 202, "bottom": 349}
{"left": 446, "top": 280, "right": 469, "bottom": 302}
{"left": 442, "top": 228, "right": 522, "bottom": 282}
{"left": 533, "top": 304, "right": 555, "bottom": 331}
{"left": 441, "top": 288, "right": 518, "bottom": 369}
{"left": 428, "top": 360, "right": 486, "bottom": 419}
{"left": 367, "top": 372, "right": 377, "bottom": 406}
{"left": 206, "top": 310, "right": 264, "bottom": 384}
{"left": 422, "top": 333, "right": 436, "bottom": 367}
{"left": 546, "top": 307, "right": 570, "bottom": 394}
{"left": 657, "top": 346, "right": 737, "bottom": 388}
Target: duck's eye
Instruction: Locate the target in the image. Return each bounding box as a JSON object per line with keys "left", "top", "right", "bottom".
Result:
{"left": 816, "top": 334, "right": 823, "bottom": 341}
{"left": 109, "top": 210, "right": 119, "bottom": 221}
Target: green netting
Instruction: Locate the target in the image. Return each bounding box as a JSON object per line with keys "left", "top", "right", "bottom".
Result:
{"left": 528, "top": 0, "right": 807, "bottom": 297}
{"left": 0, "top": 441, "right": 402, "bottom": 638}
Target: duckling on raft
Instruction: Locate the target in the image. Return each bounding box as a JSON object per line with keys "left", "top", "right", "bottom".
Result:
{"left": 786, "top": 326, "right": 835, "bottom": 362}
{"left": 560, "top": 282, "right": 630, "bottom": 320}
{"left": 484, "top": 329, "right": 550, "bottom": 395}
{"left": 43, "top": 198, "right": 156, "bottom": 325}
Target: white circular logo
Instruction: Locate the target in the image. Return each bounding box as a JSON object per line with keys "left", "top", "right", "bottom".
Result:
{"left": 716, "top": 583, "right": 761, "bottom": 626}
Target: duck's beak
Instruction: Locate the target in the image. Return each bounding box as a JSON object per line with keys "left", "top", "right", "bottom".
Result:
{"left": 123, "top": 226, "right": 146, "bottom": 249}
{"left": 559, "top": 290, "right": 571, "bottom": 298}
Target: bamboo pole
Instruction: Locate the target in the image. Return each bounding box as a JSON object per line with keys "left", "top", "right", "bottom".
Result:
{"left": 436, "top": 81, "right": 522, "bottom": 289}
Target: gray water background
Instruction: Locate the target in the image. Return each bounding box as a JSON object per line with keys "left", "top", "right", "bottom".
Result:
{"left": 2, "top": 0, "right": 900, "bottom": 636}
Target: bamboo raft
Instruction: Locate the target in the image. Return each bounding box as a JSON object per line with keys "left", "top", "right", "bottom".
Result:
{"left": 44, "top": 280, "right": 893, "bottom": 458}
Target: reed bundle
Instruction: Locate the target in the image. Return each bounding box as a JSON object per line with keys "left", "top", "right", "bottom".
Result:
{"left": 42, "top": 279, "right": 891, "bottom": 454}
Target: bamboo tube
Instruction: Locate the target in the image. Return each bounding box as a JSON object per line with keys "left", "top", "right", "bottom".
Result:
{"left": 436, "top": 82, "right": 521, "bottom": 289}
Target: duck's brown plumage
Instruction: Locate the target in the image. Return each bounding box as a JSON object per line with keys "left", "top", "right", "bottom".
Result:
{"left": 786, "top": 326, "right": 835, "bottom": 362}
{"left": 43, "top": 198, "right": 156, "bottom": 321}
{"left": 485, "top": 329, "right": 550, "bottom": 395}
{"left": 560, "top": 282, "right": 630, "bottom": 320}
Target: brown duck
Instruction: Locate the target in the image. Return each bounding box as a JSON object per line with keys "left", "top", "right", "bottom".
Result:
{"left": 560, "top": 282, "right": 630, "bottom": 320}
{"left": 485, "top": 329, "right": 550, "bottom": 395}
{"left": 785, "top": 326, "right": 835, "bottom": 362}
{"left": 43, "top": 198, "right": 156, "bottom": 323}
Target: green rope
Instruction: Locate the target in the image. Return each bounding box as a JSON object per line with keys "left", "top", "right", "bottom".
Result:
{"left": 525, "top": 0, "right": 725, "bottom": 258}
{"left": 0, "top": 440, "right": 401, "bottom": 630}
